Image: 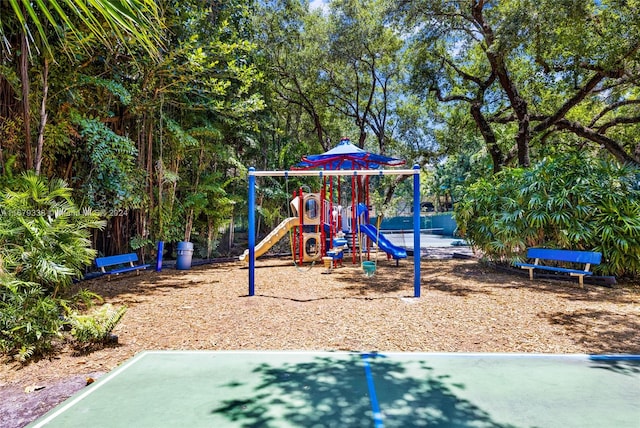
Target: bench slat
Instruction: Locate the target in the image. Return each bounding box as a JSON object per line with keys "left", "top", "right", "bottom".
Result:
{"left": 515, "top": 263, "right": 593, "bottom": 276}
{"left": 95, "top": 253, "right": 139, "bottom": 268}
{"left": 95, "top": 253, "right": 148, "bottom": 280}
{"left": 526, "top": 248, "right": 602, "bottom": 264}
{"left": 109, "top": 264, "right": 150, "bottom": 275}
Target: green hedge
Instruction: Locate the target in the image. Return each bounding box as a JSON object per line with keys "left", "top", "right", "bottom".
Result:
{"left": 455, "top": 154, "right": 640, "bottom": 277}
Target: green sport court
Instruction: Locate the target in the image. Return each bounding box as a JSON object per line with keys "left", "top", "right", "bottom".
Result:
{"left": 29, "top": 351, "right": 640, "bottom": 427}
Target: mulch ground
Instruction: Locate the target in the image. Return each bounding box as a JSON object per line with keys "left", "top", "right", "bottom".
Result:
{"left": 2, "top": 254, "right": 639, "bottom": 428}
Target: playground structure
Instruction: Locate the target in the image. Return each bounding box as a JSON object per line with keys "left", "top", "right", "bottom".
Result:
{"left": 240, "top": 137, "right": 410, "bottom": 267}
{"left": 240, "top": 137, "right": 421, "bottom": 295}
{"left": 239, "top": 190, "right": 343, "bottom": 265}
{"left": 238, "top": 188, "right": 407, "bottom": 267}
{"left": 245, "top": 164, "right": 422, "bottom": 297}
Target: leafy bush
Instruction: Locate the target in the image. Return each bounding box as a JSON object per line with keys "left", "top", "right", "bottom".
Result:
{"left": 455, "top": 154, "right": 640, "bottom": 277}
{"left": 68, "top": 304, "right": 127, "bottom": 345}
{"left": 0, "top": 274, "right": 63, "bottom": 362}
{"left": 0, "top": 172, "right": 105, "bottom": 296}
{"left": 74, "top": 115, "right": 144, "bottom": 214}
{"left": 0, "top": 173, "right": 110, "bottom": 361}
{"left": 0, "top": 272, "right": 125, "bottom": 361}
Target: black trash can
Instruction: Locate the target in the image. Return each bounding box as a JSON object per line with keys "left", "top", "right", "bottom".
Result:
{"left": 176, "top": 241, "right": 194, "bottom": 270}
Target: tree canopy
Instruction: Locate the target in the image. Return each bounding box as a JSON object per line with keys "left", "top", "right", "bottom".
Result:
{"left": 398, "top": 0, "right": 640, "bottom": 171}
{"left": 1, "top": 0, "right": 639, "bottom": 258}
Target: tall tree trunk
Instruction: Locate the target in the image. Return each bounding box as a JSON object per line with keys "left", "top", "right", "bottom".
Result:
{"left": 168, "top": 157, "right": 179, "bottom": 221}
{"left": 472, "top": 1, "right": 530, "bottom": 167}
{"left": 207, "top": 218, "right": 214, "bottom": 259}
{"left": 146, "top": 118, "right": 155, "bottom": 213}
{"left": 470, "top": 101, "right": 504, "bottom": 173}
{"left": 157, "top": 97, "right": 164, "bottom": 239}
{"left": 358, "top": 128, "right": 367, "bottom": 148}
{"left": 35, "top": 57, "right": 49, "bottom": 175}
{"left": 184, "top": 208, "right": 194, "bottom": 243}
{"left": 19, "top": 28, "right": 33, "bottom": 170}
{"left": 383, "top": 175, "right": 408, "bottom": 206}
{"left": 184, "top": 145, "right": 205, "bottom": 243}
{"left": 313, "top": 113, "right": 327, "bottom": 150}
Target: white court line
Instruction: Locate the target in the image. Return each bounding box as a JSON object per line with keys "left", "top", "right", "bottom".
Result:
{"left": 29, "top": 352, "right": 150, "bottom": 427}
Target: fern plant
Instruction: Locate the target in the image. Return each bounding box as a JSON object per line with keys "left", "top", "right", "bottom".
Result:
{"left": 74, "top": 114, "right": 144, "bottom": 215}
{"left": 69, "top": 303, "right": 127, "bottom": 345}
{"left": 68, "top": 289, "right": 103, "bottom": 311}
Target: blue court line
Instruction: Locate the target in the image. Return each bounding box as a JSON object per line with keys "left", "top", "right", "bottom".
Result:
{"left": 361, "top": 353, "right": 384, "bottom": 428}
{"left": 589, "top": 354, "right": 640, "bottom": 360}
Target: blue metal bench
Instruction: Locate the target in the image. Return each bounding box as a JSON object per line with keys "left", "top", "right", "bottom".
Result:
{"left": 95, "top": 253, "right": 150, "bottom": 280}
{"left": 515, "top": 248, "right": 602, "bottom": 288}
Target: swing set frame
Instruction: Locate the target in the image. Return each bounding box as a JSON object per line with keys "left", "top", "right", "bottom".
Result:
{"left": 247, "top": 165, "right": 422, "bottom": 298}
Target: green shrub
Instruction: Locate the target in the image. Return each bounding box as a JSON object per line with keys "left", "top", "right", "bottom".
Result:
{"left": 455, "top": 154, "right": 640, "bottom": 277}
{"left": 69, "top": 304, "right": 127, "bottom": 345}
{"left": 0, "top": 173, "right": 108, "bottom": 361}
{"left": 68, "top": 289, "right": 104, "bottom": 311}
{"left": 0, "top": 172, "right": 105, "bottom": 296}
{"left": 0, "top": 274, "right": 63, "bottom": 362}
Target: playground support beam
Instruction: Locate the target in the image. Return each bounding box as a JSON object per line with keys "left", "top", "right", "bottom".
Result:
{"left": 249, "top": 168, "right": 419, "bottom": 177}
{"left": 248, "top": 169, "right": 256, "bottom": 296}
{"left": 247, "top": 166, "right": 421, "bottom": 297}
{"left": 412, "top": 164, "right": 421, "bottom": 297}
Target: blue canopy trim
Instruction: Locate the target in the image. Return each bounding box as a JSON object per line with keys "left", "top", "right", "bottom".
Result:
{"left": 294, "top": 138, "right": 406, "bottom": 170}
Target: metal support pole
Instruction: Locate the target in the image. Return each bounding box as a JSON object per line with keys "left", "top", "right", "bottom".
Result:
{"left": 155, "top": 241, "right": 164, "bottom": 272}
{"left": 299, "top": 187, "right": 304, "bottom": 266}
{"left": 413, "top": 164, "right": 421, "bottom": 297}
{"left": 248, "top": 167, "right": 256, "bottom": 296}
{"left": 321, "top": 176, "right": 326, "bottom": 255}
{"left": 351, "top": 174, "right": 357, "bottom": 264}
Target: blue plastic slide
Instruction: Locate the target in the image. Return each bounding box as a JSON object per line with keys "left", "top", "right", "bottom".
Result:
{"left": 359, "top": 223, "right": 407, "bottom": 260}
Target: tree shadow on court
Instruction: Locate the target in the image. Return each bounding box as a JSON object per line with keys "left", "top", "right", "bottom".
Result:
{"left": 210, "top": 354, "right": 520, "bottom": 428}
{"left": 588, "top": 356, "right": 640, "bottom": 376}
